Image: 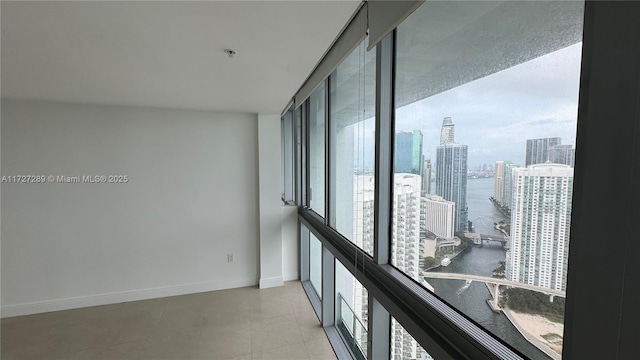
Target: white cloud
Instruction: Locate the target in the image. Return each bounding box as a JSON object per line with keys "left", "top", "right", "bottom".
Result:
{"left": 395, "top": 43, "right": 582, "bottom": 167}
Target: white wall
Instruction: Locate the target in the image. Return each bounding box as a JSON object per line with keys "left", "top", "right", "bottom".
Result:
{"left": 257, "top": 114, "right": 284, "bottom": 288}
{"left": 1, "top": 99, "right": 260, "bottom": 317}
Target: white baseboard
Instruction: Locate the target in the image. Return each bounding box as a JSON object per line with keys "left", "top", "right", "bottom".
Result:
{"left": 1, "top": 276, "right": 258, "bottom": 318}
{"left": 283, "top": 271, "right": 299, "bottom": 282}
{"left": 259, "top": 276, "right": 284, "bottom": 289}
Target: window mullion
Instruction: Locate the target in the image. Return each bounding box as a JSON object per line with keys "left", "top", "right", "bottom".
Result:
{"left": 321, "top": 246, "right": 335, "bottom": 326}
{"left": 368, "top": 32, "right": 394, "bottom": 360}
{"left": 374, "top": 31, "right": 394, "bottom": 266}
{"left": 295, "top": 102, "right": 309, "bottom": 205}
{"left": 302, "top": 101, "right": 309, "bottom": 207}
{"left": 323, "top": 79, "right": 330, "bottom": 224}
{"left": 327, "top": 74, "right": 336, "bottom": 228}
{"left": 368, "top": 297, "right": 391, "bottom": 360}
{"left": 300, "top": 223, "right": 310, "bottom": 282}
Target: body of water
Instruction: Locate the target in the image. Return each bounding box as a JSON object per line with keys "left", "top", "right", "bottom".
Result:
{"left": 427, "top": 177, "right": 552, "bottom": 360}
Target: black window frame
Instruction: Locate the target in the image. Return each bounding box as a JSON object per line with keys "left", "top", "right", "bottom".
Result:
{"left": 295, "top": 2, "right": 640, "bottom": 359}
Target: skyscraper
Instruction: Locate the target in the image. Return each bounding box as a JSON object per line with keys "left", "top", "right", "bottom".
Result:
{"left": 422, "top": 159, "right": 431, "bottom": 194}
{"left": 548, "top": 144, "right": 575, "bottom": 167}
{"left": 494, "top": 161, "right": 505, "bottom": 203}
{"left": 501, "top": 162, "right": 519, "bottom": 210}
{"left": 389, "top": 173, "right": 429, "bottom": 360}
{"left": 392, "top": 174, "right": 421, "bottom": 279}
{"left": 435, "top": 118, "right": 468, "bottom": 232}
{"left": 347, "top": 174, "right": 375, "bottom": 354}
{"left": 348, "top": 172, "right": 428, "bottom": 360}
{"left": 352, "top": 174, "right": 375, "bottom": 255}
{"left": 525, "top": 137, "right": 561, "bottom": 166}
{"left": 507, "top": 164, "right": 573, "bottom": 291}
{"left": 395, "top": 130, "right": 424, "bottom": 175}
{"left": 440, "top": 117, "right": 455, "bottom": 145}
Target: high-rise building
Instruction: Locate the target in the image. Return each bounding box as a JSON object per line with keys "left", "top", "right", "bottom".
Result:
{"left": 392, "top": 174, "right": 421, "bottom": 278}
{"left": 422, "top": 159, "right": 431, "bottom": 194}
{"left": 548, "top": 144, "right": 575, "bottom": 167}
{"left": 435, "top": 144, "right": 468, "bottom": 232}
{"left": 495, "top": 161, "right": 522, "bottom": 212}
{"left": 352, "top": 175, "right": 375, "bottom": 254}
{"left": 439, "top": 117, "right": 455, "bottom": 145}
{"left": 501, "top": 162, "right": 519, "bottom": 210}
{"left": 423, "top": 195, "right": 455, "bottom": 238}
{"left": 348, "top": 173, "right": 426, "bottom": 360}
{"left": 346, "top": 174, "right": 375, "bottom": 354}
{"left": 388, "top": 173, "right": 427, "bottom": 360}
{"left": 525, "top": 137, "right": 575, "bottom": 167}
{"left": 395, "top": 130, "right": 424, "bottom": 175}
{"left": 435, "top": 118, "right": 468, "bottom": 235}
{"left": 525, "top": 137, "right": 562, "bottom": 166}
{"left": 525, "top": 137, "right": 561, "bottom": 166}
{"left": 391, "top": 320, "right": 432, "bottom": 360}
{"left": 507, "top": 164, "right": 573, "bottom": 291}
{"left": 494, "top": 161, "right": 505, "bottom": 203}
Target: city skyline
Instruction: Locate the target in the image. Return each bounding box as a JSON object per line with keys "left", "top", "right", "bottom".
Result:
{"left": 395, "top": 42, "right": 581, "bottom": 168}
{"left": 353, "top": 43, "right": 580, "bottom": 170}
{"left": 341, "top": 39, "right": 582, "bottom": 360}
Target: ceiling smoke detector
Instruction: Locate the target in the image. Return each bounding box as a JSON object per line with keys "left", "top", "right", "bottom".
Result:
{"left": 224, "top": 49, "right": 237, "bottom": 58}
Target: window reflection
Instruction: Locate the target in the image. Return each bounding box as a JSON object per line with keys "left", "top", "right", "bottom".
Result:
{"left": 329, "top": 38, "right": 376, "bottom": 256}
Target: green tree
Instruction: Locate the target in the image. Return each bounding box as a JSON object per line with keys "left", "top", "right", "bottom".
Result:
{"left": 503, "top": 288, "right": 565, "bottom": 320}
{"left": 424, "top": 257, "right": 438, "bottom": 269}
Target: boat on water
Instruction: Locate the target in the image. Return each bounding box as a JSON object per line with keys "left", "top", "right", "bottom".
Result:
{"left": 441, "top": 257, "right": 451, "bottom": 266}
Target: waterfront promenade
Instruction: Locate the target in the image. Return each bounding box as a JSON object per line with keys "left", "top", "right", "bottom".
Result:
{"left": 503, "top": 308, "right": 563, "bottom": 360}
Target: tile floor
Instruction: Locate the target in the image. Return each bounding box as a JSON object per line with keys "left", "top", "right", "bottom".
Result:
{"left": 1, "top": 281, "right": 337, "bottom": 360}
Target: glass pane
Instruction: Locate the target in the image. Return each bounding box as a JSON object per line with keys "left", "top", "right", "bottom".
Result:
{"left": 393, "top": 1, "right": 583, "bottom": 358}
{"left": 295, "top": 105, "right": 304, "bottom": 205}
{"left": 329, "top": 38, "right": 376, "bottom": 256}
{"left": 335, "top": 260, "right": 368, "bottom": 359}
{"left": 281, "top": 110, "right": 295, "bottom": 202}
{"left": 309, "top": 83, "right": 326, "bottom": 216}
{"left": 310, "top": 233, "right": 322, "bottom": 298}
{"left": 391, "top": 318, "right": 433, "bottom": 360}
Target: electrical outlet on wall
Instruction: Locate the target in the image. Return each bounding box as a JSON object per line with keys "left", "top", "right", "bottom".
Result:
{"left": 227, "top": 253, "right": 234, "bottom": 263}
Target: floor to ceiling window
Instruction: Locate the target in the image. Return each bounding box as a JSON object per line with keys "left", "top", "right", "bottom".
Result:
{"left": 281, "top": 108, "right": 295, "bottom": 202}
{"left": 294, "top": 1, "right": 640, "bottom": 359}
{"left": 309, "top": 233, "right": 322, "bottom": 298}
{"left": 335, "top": 260, "right": 369, "bottom": 359}
{"left": 392, "top": 2, "right": 583, "bottom": 358}
{"left": 309, "top": 83, "right": 326, "bottom": 217}
{"left": 329, "top": 38, "right": 376, "bottom": 257}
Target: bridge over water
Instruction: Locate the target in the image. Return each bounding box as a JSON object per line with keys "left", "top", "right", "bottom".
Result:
{"left": 424, "top": 272, "right": 565, "bottom": 309}
{"left": 479, "top": 233, "right": 506, "bottom": 241}
{"left": 465, "top": 232, "right": 509, "bottom": 247}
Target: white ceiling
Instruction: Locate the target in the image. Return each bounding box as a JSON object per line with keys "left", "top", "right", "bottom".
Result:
{"left": 1, "top": 1, "right": 361, "bottom": 114}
